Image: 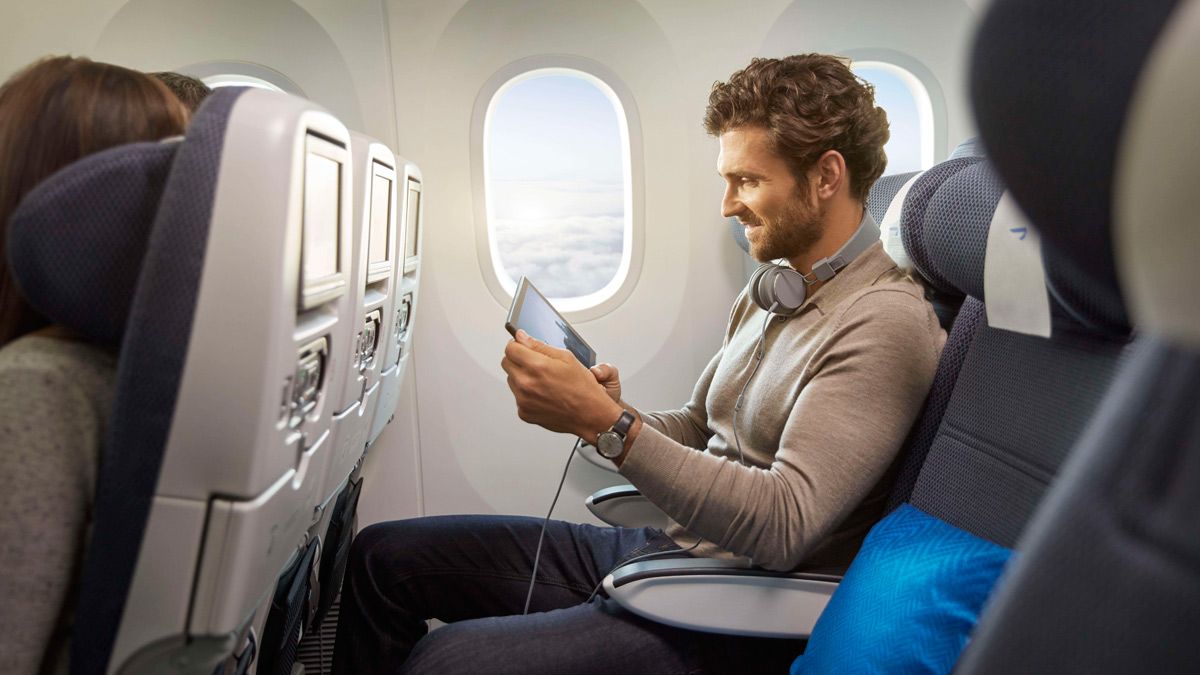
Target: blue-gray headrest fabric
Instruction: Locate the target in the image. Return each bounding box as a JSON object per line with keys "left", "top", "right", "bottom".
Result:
{"left": 971, "top": 0, "right": 1180, "bottom": 335}
{"left": 899, "top": 157, "right": 983, "bottom": 295}
{"left": 866, "top": 170, "right": 920, "bottom": 225}
{"left": 70, "top": 86, "right": 247, "bottom": 675}
{"left": 921, "top": 159, "right": 1003, "bottom": 301}
{"left": 7, "top": 142, "right": 177, "bottom": 346}
{"left": 729, "top": 216, "right": 750, "bottom": 255}
{"left": 947, "top": 136, "right": 986, "bottom": 160}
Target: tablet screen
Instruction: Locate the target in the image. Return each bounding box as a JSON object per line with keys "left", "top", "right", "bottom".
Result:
{"left": 506, "top": 278, "right": 596, "bottom": 368}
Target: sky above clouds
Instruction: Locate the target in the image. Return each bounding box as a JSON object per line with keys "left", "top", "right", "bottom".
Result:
{"left": 487, "top": 74, "right": 626, "bottom": 300}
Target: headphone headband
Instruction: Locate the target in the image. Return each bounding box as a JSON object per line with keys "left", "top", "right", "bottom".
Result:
{"left": 810, "top": 213, "right": 882, "bottom": 282}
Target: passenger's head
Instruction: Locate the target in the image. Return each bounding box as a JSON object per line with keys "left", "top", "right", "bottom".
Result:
{"left": 151, "top": 71, "right": 212, "bottom": 113}
{"left": 0, "top": 56, "right": 189, "bottom": 347}
{"left": 705, "top": 54, "right": 889, "bottom": 262}
{"left": 705, "top": 54, "right": 889, "bottom": 201}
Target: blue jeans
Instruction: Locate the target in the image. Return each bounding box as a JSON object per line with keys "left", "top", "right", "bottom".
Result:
{"left": 332, "top": 515, "right": 805, "bottom": 674}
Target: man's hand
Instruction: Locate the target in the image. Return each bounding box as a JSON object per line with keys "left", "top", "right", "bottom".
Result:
{"left": 589, "top": 363, "right": 622, "bottom": 404}
{"left": 501, "top": 330, "right": 624, "bottom": 444}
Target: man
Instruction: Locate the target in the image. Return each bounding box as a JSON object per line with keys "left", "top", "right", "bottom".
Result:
{"left": 333, "top": 54, "right": 945, "bottom": 674}
{"left": 150, "top": 71, "right": 211, "bottom": 113}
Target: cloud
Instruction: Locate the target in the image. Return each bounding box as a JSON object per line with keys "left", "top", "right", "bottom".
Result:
{"left": 489, "top": 180, "right": 624, "bottom": 219}
{"left": 492, "top": 213, "right": 625, "bottom": 298}
{"left": 487, "top": 179, "right": 628, "bottom": 298}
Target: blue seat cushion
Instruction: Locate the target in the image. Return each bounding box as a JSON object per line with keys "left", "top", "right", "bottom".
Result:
{"left": 792, "top": 503, "right": 1013, "bottom": 675}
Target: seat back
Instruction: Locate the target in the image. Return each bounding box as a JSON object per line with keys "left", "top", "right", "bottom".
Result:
{"left": 728, "top": 217, "right": 756, "bottom": 284}
{"left": 946, "top": 136, "right": 985, "bottom": 160}
{"left": 883, "top": 157, "right": 1132, "bottom": 549}
{"left": 324, "top": 134, "right": 398, "bottom": 494}
{"left": 788, "top": 149, "right": 1133, "bottom": 668}
{"left": 368, "top": 157, "right": 422, "bottom": 444}
{"left": 902, "top": 164, "right": 1132, "bottom": 547}
{"left": 307, "top": 133, "right": 401, "bottom": 631}
{"left": 11, "top": 86, "right": 358, "bottom": 674}
{"left": 951, "top": 0, "right": 1200, "bottom": 670}
{"left": 870, "top": 157, "right": 987, "bottom": 511}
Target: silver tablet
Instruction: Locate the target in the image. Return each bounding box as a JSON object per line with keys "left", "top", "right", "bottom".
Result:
{"left": 505, "top": 277, "right": 597, "bottom": 368}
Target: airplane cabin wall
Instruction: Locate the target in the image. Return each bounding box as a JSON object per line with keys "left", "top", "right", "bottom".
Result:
{"left": 0, "top": 0, "right": 397, "bottom": 147}
{"left": 0, "top": 0, "right": 981, "bottom": 528}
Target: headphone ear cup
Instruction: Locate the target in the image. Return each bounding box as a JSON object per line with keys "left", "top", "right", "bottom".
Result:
{"left": 771, "top": 268, "right": 807, "bottom": 312}
{"left": 748, "top": 263, "right": 775, "bottom": 312}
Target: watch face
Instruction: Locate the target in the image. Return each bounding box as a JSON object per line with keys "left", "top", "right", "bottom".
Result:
{"left": 597, "top": 431, "right": 623, "bottom": 459}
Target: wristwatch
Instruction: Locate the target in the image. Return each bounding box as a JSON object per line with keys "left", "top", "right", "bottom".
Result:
{"left": 596, "top": 410, "right": 636, "bottom": 460}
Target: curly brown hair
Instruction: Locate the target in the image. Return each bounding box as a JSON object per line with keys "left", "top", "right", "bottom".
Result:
{"left": 151, "top": 71, "right": 212, "bottom": 112}
{"left": 704, "top": 54, "right": 889, "bottom": 201}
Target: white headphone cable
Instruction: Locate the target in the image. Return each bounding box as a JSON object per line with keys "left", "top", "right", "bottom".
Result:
{"left": 584, "top": 538, "right": 703, "bottom": 604}
{"left": 523, "top": 437, "right": 580, "bottom": 615}
{"left": 732, "top": 303, "right": 778, "bottom": 465}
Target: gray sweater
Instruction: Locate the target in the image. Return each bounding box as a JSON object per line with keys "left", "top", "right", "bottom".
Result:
{"left": 620, "top": 241, "right": 945, "bottom": 572}
{"left": 0, "top": 335, "right": 116, "bottom": 675}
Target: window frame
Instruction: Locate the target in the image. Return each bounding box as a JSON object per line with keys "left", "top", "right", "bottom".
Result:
{"left": 471, "top": 56, "right": 644, "bottom": 321}
{"left": 843, "top": 49, "right": 946, "bottom": 167}
{"left": 179, "top": 61, "right": 307, "bottom": 97}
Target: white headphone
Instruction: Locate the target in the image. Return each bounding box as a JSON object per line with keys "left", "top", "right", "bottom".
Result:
{"left": 747, "top": 214, "right": 882, "bottom": 314}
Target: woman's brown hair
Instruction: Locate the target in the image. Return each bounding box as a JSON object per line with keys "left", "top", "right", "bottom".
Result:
{"left": 0, "top": 55, "right": 189, "bottom": 347}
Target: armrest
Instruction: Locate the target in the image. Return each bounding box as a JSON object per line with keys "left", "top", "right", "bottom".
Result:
{"left": 603, "top": 558, "right": 841, "bottom": 639}
{"left": 585, "top": 484, "right": 672, "bottom": 530}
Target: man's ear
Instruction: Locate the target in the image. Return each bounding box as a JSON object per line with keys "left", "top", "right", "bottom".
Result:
{"left": 814, "top": 150, "right": 848, "bottom": 200}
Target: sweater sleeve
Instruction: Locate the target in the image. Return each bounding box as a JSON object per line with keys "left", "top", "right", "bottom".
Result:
{"left": 619, "top": 290, "right": 942, "bottom": 571}
{"left": 638, "top": 350, "right": 720, "bottom": 450}
{"left": 0, "top": 365, "right": 101, "bottom": 674}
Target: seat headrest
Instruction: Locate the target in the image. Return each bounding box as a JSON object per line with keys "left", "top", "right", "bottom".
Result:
{"left": 921, "top": 159, "right": 1003, "bottom": 301}
{"left": 866, "top": 171, "right": 920, "bottom": 226}
{"left": 729, "top": 216, "right": 750, "bottom": 255}
{"left": 1114, "top": 0, "right": 1200, "bottom": 346}
{"left": 970, "top": 0, "right": 1182, "bottom": 336}
{"left": 7, "top": 87, "right": 248, "bottom": 348}
{"left": 921, "top": 159, "right": 1122, "bottom": 334}
{"left": 8, "top": 141, "right": 178, "bottom": 346}
{"left": 947, "top": 137, "right": 986, "bottom": 160}
{"left": 899, "top": 157, "right": 984, "bottom": 295}
{"left": 868, "top": 170, "right": 922, "bottom": 273}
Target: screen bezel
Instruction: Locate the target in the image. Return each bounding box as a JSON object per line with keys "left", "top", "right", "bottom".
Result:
{"left": 366, "top": 158, "right": 396, "bottom": 285}
{"left": 299, "top": 132, "right": 348, "bottom": 312}
{"left": 403, "top": 176, "right": 421, "bottom": 273}
{"left": 505, "top": 277, "right": 597, "bottom": 368}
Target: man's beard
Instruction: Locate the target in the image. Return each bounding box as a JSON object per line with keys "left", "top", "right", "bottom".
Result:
{"left": 744, "top": 193, "right": 824, "bottom": 263}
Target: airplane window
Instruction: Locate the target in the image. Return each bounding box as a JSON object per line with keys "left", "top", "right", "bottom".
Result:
{"left": 483, "top": 69, "right": 632, "bottom": 308}
{"left": 853, "top": 62, "right": 935, "bottom": 173}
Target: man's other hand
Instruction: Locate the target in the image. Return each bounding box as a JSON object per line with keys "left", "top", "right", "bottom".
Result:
{"left": 589, "top": 363, "right": 622, "bottom": 404}
{"left": 501, "top": 330, "right": 622, "bottom": 444}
